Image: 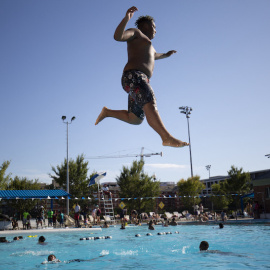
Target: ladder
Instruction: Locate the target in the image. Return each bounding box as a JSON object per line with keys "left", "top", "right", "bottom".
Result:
{"left": 102, "top": 194, "right": 115, "bottom": 224}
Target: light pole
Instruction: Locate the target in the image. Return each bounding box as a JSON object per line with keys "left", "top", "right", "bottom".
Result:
{"left": 206, "top": 165, "right": 213, "bottom": 210}
{"left": 206, "top": 165, "right": 211, "bottom": 179}
{"left": 62, "top": 115, "right": 76, "bottom": 216}
{"left": 179, "top": 106, "right": 193, "bottom": 178}
{"left": 265, "top": 154, "right": 270, "bottom": 159}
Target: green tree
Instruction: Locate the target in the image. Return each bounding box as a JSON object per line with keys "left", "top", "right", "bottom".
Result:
{"left": 6, "top": 176, "right": 41, "bottom": 218}
{"left": 223, "top": 166, "right": 252, "bottom": 211}
{"left": 211, "top": 183, "right": 229, "bottom": 211}
{"left": 177, "top": 175, "right": 205, "bottom": 212}
{"left": 116, "top": 160, "right": 160, "bottom": 214}
{"left": 0, "top": 160, "right": 12, "bottom": 189}
{"left": 50, "top": 154, "right": 96, "bottom": 210}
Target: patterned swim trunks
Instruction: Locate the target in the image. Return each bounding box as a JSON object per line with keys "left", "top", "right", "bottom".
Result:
{"left": 121, "top": 70, "right": 156, "bottom": 120}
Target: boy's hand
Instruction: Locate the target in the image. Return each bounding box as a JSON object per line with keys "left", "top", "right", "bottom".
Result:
{"left": 125, "top": 6, "right": 138, "bottom": 20}
{"left": 165, "top": 50, "right": 177, "bottom": 57}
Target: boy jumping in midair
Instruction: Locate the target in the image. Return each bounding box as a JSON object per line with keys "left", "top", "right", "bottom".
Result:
{"left": 95, "top": 6, "right": 188, "bottom": 148}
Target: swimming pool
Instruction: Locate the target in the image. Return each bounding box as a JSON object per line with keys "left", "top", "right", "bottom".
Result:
{"left": 1, "top": 223, "right": 270, "bottom": 269}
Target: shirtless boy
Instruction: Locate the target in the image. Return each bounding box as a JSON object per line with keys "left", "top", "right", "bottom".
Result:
{"left": 95, "top": 6, "right": 188, "bottom": 148}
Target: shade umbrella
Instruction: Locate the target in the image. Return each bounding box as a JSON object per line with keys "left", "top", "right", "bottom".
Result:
{"left": 88, "top": 172, "right": 107, "bottom": 187}
{"left": 88, "top": 172, "right": 107, "bottom": 206}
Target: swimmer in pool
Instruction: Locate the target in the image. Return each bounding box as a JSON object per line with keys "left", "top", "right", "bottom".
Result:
{"left": 169, "top": 217, "right": 178, "bottom": 226}
{"left": 0, "top": 237, "right": 10, "bottom": 243}
{"left": 148, "top": 220, "right": 155, "bottom": 230}
{"left": 95, "top": 6, "right": 189, "bottom": 148}
{"left": 199, "top": 241, "right": 209, "bottom": 251}
{"left": 44, "top": 254, "right": 105, "bottom": 264}
{"left": 38, "top": 236, "right": 47, "bottom": 244}
{"left": 199, "top": 241, "right": 248, "bottom": 257}
{"left": 102, "top": 221, "right": 110, "bottom": 228}
{"left": 47, "top": 254, "right": 61, "bottom": 263}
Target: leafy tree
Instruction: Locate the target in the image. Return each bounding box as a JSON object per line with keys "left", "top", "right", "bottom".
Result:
{"left": 211, "top": 183, "right": 229, "bottom": 211}
{"left": 177, "top": 175, "right": 205, "bottom": 212}
{"left": 222, "top": 166, "right": 252, "bottom": 211}
{"left": 50, "top": 154, "right": 97, "bottom": 211}
{"left": 0, "top": 160, "right": 12, "bottom": 189}
{"left": 6, "top": 176, "right": 41, "bottom": 218}
{"left": 116, "top": 160, "right": 160, "bottom": 214}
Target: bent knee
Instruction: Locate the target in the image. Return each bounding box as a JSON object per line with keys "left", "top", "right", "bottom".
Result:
{"left": 128, "top": 112, "right": 143, "bottom": 125}
{"left": 132, "top": 118, "right": 143, "bottom": 125}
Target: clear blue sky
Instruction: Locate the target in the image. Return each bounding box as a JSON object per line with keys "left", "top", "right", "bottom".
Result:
{"left": 1, "top": 0, "right": 269, "bottom": 185}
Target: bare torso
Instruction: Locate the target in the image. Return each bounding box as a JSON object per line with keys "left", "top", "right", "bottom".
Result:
{"left": 123, "top": 29, "right": 156, "bottom": 78}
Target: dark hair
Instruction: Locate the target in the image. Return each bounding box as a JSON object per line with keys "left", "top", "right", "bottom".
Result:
{"left": 39, "top": 236, "right": 46, "bottom": 242}
{"left": 48, "top": 254, "right": 56, "bottom": 261}
{"left": 135, "top": 15, "right": 155, "bottom": 28}
{"left": 199, "top": 241, "right": 209, "bottom": 251}
{"left": 219, "top": 223, "right": 224, "bottom": 229}
{"left": 0, "top": 237, "right": 7, "bottom": 242}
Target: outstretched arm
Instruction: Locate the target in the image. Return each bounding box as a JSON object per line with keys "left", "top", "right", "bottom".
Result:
{"left": 114, "top": 6, "right": 138, "bottom": 41}
{"left": 155, "top": 50, "right": 177, "bottom": 60}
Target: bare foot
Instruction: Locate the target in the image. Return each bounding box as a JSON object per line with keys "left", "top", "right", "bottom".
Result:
{"left": 162, "top": 136, "right": 189, "bottom": 148}
{"left": 95, "top": 107, "right": 108, "bottom": 125}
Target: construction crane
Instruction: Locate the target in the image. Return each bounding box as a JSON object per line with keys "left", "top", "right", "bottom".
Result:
{"left": 87, "top": 147, "right": 162, "bottom": 177}
{"left": 87, "top": 147, "right": 162, "bottom": 163}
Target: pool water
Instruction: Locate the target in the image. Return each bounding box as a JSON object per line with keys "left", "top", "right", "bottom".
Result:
{"left": 1, "top": 223, "right": 270, "bottom": 269}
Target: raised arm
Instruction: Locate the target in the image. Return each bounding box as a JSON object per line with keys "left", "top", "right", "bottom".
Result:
{"left": 114, "top": 6, "right": 138, "bottom": 41}
{"left": 155, "top": 50, "right": 177, "bottom": 60}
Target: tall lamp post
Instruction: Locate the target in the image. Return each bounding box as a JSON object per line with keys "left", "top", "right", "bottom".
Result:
{"left": 62, "top": 116, "right": 76, "bottom": 216}
{"left": 206, "top": 165, "right": 213, "bottom": 210}
{"left": 206, "top": 165, "right": 211, "bottom": 179}
{"left": 179, "top": 106, "right": 193, "bottom": 178}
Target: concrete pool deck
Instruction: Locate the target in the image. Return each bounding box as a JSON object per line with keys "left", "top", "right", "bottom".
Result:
{"left": 0, "top": 227, "right": 102, "bottom": 235}
{"left": 1, "top": 217, "right": 269, "bottom": 235}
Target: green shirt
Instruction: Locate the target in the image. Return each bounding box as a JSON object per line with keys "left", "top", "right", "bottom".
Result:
{"left": 23, "top": 212, "right": 29, "bottom": 219}
{"left": 47, "top": 210, "right": 53, "bottom": 218}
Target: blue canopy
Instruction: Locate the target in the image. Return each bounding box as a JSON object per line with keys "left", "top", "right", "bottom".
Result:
{"left": 240, "top": 193, "right": 254, "bottom": 213}
{"left": 0, "top": 190, "right": 71, "bottom": 199}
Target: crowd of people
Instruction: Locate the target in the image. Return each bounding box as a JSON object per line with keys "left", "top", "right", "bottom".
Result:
{"left": 7, "top": 197, "right": 255, "bottom": 232}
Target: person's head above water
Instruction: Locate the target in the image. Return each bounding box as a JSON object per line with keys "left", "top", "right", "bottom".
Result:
{"left": 48, "top": 254, "right": 56, "bottom": 261}
{"left": 199, "top": 241, "right": 209, "bottom": 251}
{"left": 219, "top": 223, "right": 224, "bottom": 229}
{"left": 39, "top": 236, "right": 46, "bottom": 243}
{"left": 135, "top": 15, "right": 156, "bottom": 40}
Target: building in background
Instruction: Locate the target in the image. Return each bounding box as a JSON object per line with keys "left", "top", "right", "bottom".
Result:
{"left": 251, "top": 169, "right": 270, "bottom": 218}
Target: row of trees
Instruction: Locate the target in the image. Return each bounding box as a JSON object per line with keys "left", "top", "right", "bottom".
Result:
{"left": 1, "top": 155, "right": 252, "bottom": 216}
{"left": 0, "top": 161, "right": 41, "bottom": 217}
{"left": 177, "top": 166, "right": 252, "bottom": 213}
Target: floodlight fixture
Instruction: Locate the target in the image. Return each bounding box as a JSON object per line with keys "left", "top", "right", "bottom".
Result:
{"left": 61, "top": 115, "right": 76, "bottom": 215}
{"left": 179, "top": 106, "right": 193, "bottom": 177}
